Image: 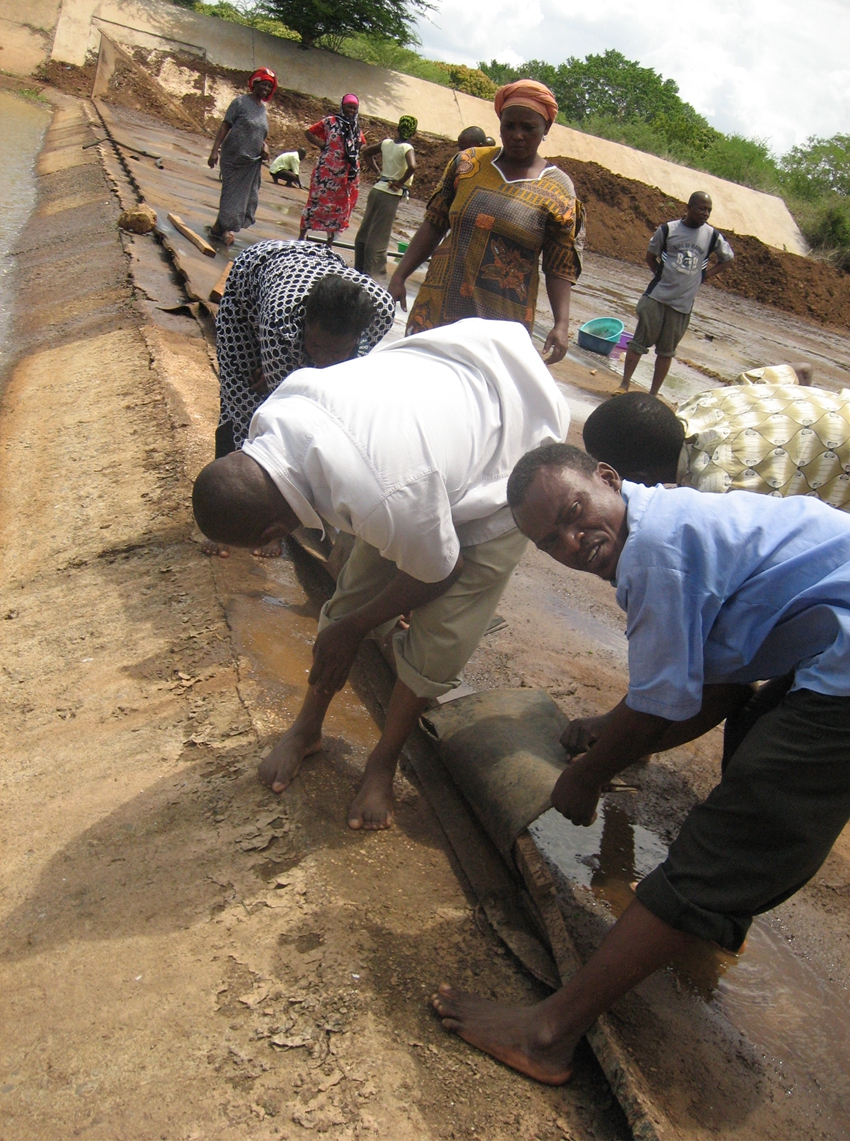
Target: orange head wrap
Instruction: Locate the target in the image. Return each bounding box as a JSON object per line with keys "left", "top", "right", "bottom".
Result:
{"left": 494, "top": 79, "right": 558, "bottom": 127}
{"left": 248, "top": 68, "right": 277, "bottom": 101}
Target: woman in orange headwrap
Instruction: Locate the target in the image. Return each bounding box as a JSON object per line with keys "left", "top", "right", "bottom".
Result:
{"left": 388, "top": 80, "right": 584, "bottom": 363}
{"left": 207, "top": 69, "right": 277, "bottom": 245}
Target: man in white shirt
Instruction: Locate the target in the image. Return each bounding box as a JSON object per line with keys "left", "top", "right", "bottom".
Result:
{"left": 192, "top": 318, "right": 569, "bottom": 829}
{"left": 269, "top": 147, "right": 307, "bottom": 188}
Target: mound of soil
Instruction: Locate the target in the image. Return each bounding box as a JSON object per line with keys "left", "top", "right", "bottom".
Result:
{"left": 552, "top": 156, "right": 850, "bottom": 329}
{"left": 36, "top": 57, "right": 99, "bottom": 99}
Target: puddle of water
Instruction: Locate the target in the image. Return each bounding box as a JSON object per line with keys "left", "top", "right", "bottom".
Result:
{"left": 541, "top": 590, "right": 627, "bottom": 656}
{"left": 555, "top": 379, "right": 603, "bottom": 427}
{"left": 0, "top": 90, "right": 50, "bottom": 376}
{"left": 227, "top": 592, "right": 380, "bottom": 751}
{"left": 530, "top": 803, "right": 666, "bottom": 912}
{"left": 530, "top": 801, "right": 850, "bottom": 1124}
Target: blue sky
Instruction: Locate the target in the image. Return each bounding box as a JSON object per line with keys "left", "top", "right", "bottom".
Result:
{"left": 413, "top": 0, "right": 850, "bottom": 156}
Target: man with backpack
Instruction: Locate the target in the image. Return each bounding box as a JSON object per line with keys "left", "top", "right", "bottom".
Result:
{"left": 616, "top": 191, "right": 734, "bottom": 396}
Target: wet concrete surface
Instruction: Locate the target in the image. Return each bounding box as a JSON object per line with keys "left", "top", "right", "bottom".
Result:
{"left": 91, "top": 95, "right": 848, "bottom": 1141}
{"left": 94, "top": 99, "right": 850, "bottom": 400}
{"left": 21, "top": 89, "right": 850, "bottom": 1139}
{"left": 0, "top": 88, "right": 630, "bottom": 1141}
{"left": 0, "top": 90, "right": 50, "bottom": 375}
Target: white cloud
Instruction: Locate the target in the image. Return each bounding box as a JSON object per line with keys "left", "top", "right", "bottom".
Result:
{"left": 414, "top": 0, "right": 850, "bottom": 154}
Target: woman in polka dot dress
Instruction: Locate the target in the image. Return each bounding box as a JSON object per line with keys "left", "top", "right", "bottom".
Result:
{"left": 206, "top": 240, "right": 395, "bottom": 556}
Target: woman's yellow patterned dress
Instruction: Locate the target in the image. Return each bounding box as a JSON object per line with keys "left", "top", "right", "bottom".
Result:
{"left": 407, "top": 147, "right": 584, "bottom": 335}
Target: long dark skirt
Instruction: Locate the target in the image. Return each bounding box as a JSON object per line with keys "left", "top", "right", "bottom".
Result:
{"left": 354, "top": 187, "right": 402, "bottom": 277}
{"left": 218, "top": 156, "right": 262, "bottom": 233}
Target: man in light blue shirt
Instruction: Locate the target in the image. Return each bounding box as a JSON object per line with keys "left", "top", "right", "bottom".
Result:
{"left": 429, "top": 443, "right": 850, "bottom": 1088}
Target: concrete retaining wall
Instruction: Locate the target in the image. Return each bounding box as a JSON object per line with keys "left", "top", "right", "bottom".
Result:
{"left": 0, "top": 0, "right": 807, "bottom": 253}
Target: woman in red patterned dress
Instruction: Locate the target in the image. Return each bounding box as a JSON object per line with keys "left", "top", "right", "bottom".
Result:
{"left": 299, "top": 94, "right": 366, "bottom": 247}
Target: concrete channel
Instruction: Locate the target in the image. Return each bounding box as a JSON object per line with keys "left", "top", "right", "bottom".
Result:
{"left": 2, "top": 76, "right": 850, "bottom": 1141}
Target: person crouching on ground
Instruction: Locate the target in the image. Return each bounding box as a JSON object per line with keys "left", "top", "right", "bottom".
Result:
{"left": 431, "top": 442, "right": 850, "bottom": 1084}
{"left": 583, "top": 363, "right": 850, "bottom": 510}
{"left": 206, "top": 239, "right": 394, "bottom": 557}
{"left": 616, "top": 192, "right": 733, "bottom": 397}
{"left": 354, "top": 115, "right": 417, "bottom": 279}
{"left": 270, "top": 147, "right": 307, "bottom": 188}
{"left": 192, "top": 319, "right": 569, "bottom": 830}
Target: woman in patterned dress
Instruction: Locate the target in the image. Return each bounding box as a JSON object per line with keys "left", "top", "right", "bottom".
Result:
{"left": 299, "top": 94, "right": 366, "bottom": 246}
{"left": 388, "top": 80, "right": 584, "bottom": 364}
{"left": 207, "top": 68, "right": 277, "bottom": 246}
{"left": 204, "top": 240, "right": 395, "bottom": 557}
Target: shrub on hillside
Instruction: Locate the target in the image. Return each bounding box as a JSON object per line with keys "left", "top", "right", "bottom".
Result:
{"left": 432, "top": 63, "right": 498, "bottom": 99}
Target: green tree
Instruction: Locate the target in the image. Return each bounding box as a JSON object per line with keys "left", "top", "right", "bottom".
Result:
{"left": 481, "top": 50, "right": 716, "bottom": 160}
{"left": 701, "top": 134, "right": 778, "bottom": 191}
{"left": 781, "top": 135, "right": 850, "bottom": 200}
{"left": 478, "top": 59, "right": 521, "bottom": 87}
{"left": 478, "top": 58, "right": 557, "bottom": 93}
{"left": 258, "top": 0, "right": 433, "bottom": 51}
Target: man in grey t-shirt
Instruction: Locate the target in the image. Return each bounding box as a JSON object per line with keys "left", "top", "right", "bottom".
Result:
{"left": 616, "top": 192, "right": 734, "bottom": 396}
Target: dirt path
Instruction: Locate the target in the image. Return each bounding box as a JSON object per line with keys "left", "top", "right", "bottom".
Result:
{"left": 0, "top": 90, "right": 627, "bottom": 1141}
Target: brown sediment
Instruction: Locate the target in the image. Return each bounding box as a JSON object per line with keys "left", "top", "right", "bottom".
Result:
{"left": 551, "top": 156, "right": 850, "bottom": 328}
{"left": 0, "top": 88, "right": 629, "bottom": 1141}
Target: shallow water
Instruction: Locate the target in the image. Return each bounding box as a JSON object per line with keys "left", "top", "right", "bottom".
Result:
{"left": 0, "top": 90, "right": 50, "bottom": 375}
{"left": 530, "top": 801, "right": 850, "bottom": 1127}
{"left": 226, "top": 589, "right": 380, "bottom": 753}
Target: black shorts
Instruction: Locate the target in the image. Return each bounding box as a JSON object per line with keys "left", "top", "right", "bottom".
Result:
{"left": 635, "top": 685, "right": 850, "bottom": 951}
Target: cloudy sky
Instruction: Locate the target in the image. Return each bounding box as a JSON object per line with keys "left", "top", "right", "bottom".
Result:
{"left": 413, "top": 0, "right": 850, "bottom": 156}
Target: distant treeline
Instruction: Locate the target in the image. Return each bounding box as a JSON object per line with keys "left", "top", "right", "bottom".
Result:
{"left": 173, "top": 1, "right": 850, "bottom": 266}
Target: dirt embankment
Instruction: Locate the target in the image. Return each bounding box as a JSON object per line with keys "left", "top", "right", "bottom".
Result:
{"left": 42, "top": 56, "right": 850, "bottom": 330}
{"left": 553, "top": 156, "right": 850, "bottom": 329}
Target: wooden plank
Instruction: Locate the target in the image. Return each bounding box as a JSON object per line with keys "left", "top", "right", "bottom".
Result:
{"left": 209, "top": 262, "right": 232, "bottom": 303}
{"left": 166, "top": 212, "right": 216, "bottom": 258}
{"left": 514, "top": 832, "right": 680, "bottom": 1141}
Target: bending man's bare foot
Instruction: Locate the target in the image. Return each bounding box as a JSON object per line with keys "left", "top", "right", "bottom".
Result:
{"left": 201, "top": 538, "right": 230, "bottom": 557}
{"left": 252, "top": 539, "right": 283, "bottom": 558}
{"left": 348, "top": 755, "right": 395, "bottom": 830}
{"left": 259, "top": 727, "right": 322, "bottom": 793}
{"left": 431, "top": 984, "right": 575, "bottom": 1085}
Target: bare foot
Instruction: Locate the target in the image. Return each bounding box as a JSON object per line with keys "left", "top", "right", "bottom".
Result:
{"left": 201, "top": 538, "right": 230, "bottom": 557}
{"left": 611, "top": 386, "right": 629, "bottom": 397}
{"left": 207, "top": 226, "right": 235, "bottom": 247}
{"left": 431, "top": 984, "right": 575, "bottom": 1085}
{"left": 252, "top": 539, "right": 283, "bottom": 558}
{"left": 347, "top": 758, "right": 395, "bottom": 830}
{"left": 259, "top": 727, "right": 322, "bottom": 793}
